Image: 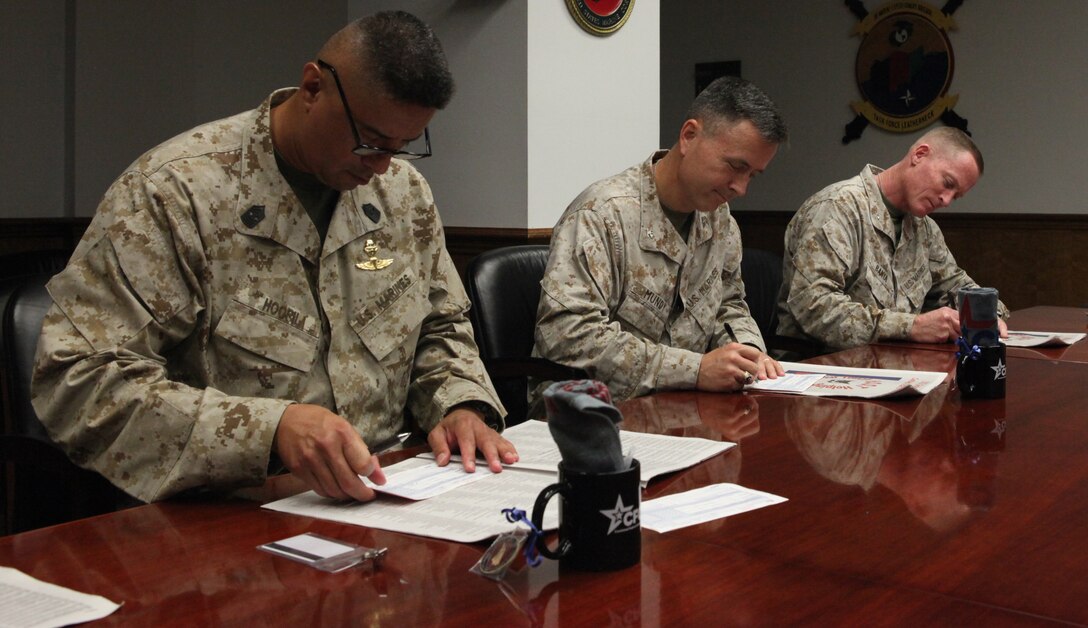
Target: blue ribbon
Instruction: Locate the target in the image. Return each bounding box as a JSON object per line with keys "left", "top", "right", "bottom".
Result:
{"left": 501, "top": 507, "right": 543, "bottom": 567}
{"left": 956, "top": 336, "right": 981, "bottom": 364}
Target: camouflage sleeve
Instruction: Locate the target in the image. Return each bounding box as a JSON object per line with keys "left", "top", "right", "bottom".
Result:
{"left": 405, "top": 203, "right": 506, "bottom": 432}
{"left": 31, "top": 172, "right": 286, "bottom": 502}
{"left": 783, "top": 202, "right": 912, "bottom": 349}
{"left": 922, "top": 220, "right": 1010, "bottom": 319}
{"left": 710, "top": 217, "right": 765, "bottom": 350}
{"left": 535, "top": 206, "right": 703, "bottom": 401}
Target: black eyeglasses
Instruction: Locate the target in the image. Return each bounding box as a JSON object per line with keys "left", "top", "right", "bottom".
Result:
{"left": 316, "top": 59, "right": 432, "bottom": 160}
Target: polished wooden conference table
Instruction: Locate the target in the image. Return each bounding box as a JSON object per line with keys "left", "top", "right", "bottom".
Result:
{"left": 2, "top": 308, "right": 1086, "bottom": 625}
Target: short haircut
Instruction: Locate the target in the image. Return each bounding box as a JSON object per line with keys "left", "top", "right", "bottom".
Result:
{"left": 686, "top": 76, "right": 788, "bottom": 144}
{"left": 351, "top": 11, "right": 455, "bottom": 110}
{"left": 917, "top": 126, "right": 984, "bottom": 175}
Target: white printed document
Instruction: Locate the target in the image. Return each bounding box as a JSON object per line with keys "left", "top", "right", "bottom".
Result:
{"left": 1003, "top": 331, "right": 1086, "bottom": 347}
{"left": 747, "top": 361, "right": 946, "bottom": 398}
{"left": 263, "top": 420, "right": 735, "bottom": 542}
{"left": 641, "top": 484, "right": 788, "bottom": 533}
{"left": 365, "top": 459, "right": 496, "bottom": 500}
{"left": 0, "top": 567, "right": 121, "bottom": 628}
{"left": 467, "top": 419, "right": 734, "bottom": 485}
{"left": 264, "top": 459, "right": 558, "bottom": 543}
{"left": 743, "top": 372, "right": 822, "bottom": 393}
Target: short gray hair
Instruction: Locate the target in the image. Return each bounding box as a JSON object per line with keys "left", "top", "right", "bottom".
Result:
{"left": 686, "top": 76, "right": 788, "bottom": 143}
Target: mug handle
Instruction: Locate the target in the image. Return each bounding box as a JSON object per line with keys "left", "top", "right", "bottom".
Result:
{"left": 531, "top": 482, "right": 572, "bottom": 560}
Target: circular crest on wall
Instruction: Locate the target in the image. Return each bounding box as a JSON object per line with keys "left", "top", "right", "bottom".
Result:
{"left": 566, "top": 0, "right": 635, "bottom": 37}
{"left": 843, "top": 0, "right": 971, "bottom": 143}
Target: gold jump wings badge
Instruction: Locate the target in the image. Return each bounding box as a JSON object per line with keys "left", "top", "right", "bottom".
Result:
{"left": 356, "top": 239, "right": 393, "bottom": 271}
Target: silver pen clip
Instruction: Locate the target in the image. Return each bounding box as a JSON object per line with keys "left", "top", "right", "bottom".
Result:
{"left": 370, "top": 432, "right": 411, "bottom": 455}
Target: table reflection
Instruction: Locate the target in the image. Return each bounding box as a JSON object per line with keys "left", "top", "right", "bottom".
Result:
{"left": 783, "top": 374, "right": 1006, "bottom": 533}
{"left": 808, "top": 343, "right": 959, "bottom": 374}
{"left": 620, "top": 392, "right": 760, "bottom": 497}
{"left": 620, "top": 391, "right": 759, "bottom": 443}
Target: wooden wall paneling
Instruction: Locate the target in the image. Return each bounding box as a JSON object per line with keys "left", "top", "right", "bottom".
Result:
{"left": 730, "top": 211, "right": 1088, "bottom": 310}
{"left": 934, "top": 214, "right": 1088, "bottom": 310}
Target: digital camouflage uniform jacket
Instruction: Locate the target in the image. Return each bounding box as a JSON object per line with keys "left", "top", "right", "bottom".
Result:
{"left": 32, "top": 89, "right": 503, "bottom": 502}
{"left": 776, "top": 165, "right": 1007, "bottom": 351}
{"left": 532, "top": 152, "right": 764, "bottom": 404}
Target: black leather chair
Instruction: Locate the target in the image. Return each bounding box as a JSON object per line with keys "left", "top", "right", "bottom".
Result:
{"left": 739, "top": 247, "right": 784, "bottom": 346}
{"left": 465, "top": 245, "right": 585, "bottom": 426}
{"left": 1, "top": 266, "right": 132, "bottom": 534}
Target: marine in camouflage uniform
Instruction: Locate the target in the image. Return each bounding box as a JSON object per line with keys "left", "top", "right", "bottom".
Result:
{"left": 32, "top": 13, "right": 509, "bottom": 503}
{"left": 777, "top": 164, "right": 1007, "bottom": 352}
{"left": 531, "top": 152, "right": 764, "bottom": 405}
{"left": 531, "top": 77, "right": 789, "bottom": 413}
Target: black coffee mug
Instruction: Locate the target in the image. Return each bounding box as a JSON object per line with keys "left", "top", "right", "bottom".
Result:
{"left": 957, "top": 343, "right": 1006, "bottom": 399}
{"left": 531, "top": 459, "right": 641, "bottom": 571}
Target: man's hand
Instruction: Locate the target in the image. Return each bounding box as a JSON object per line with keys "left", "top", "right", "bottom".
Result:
{"left": 273, "top": 404, "right": 386, "bottom": 502}
{"left": 697, "top": 343, "right": 784, "bottom": 392}
{"left": 428, "top": 407, "right": 519, "bottom": 473}
{"left": 998, "top": 318, "right": 1008, "bottom": 339}
{"left": 909, "top": 307, "right": 960, "bottom": 343}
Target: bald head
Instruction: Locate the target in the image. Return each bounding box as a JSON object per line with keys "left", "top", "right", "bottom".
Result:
{"left": 318, "top": 11, "right": 454, "bottom": 110}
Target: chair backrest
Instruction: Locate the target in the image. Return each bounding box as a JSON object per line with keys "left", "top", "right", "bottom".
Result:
{"left": 465, "top": 245, "right": 553, "bottom": 425}
{"left": 740, "top": 248, "right": 784, "bottom": 346}
{"left": 465, "top": 245, "right": 551, "bottom": 363}
{"left": 1, "top": 275, "right": 54, "bottom": 441}
{"left": 0, "top": 269, "right": 132, "bottom": 534}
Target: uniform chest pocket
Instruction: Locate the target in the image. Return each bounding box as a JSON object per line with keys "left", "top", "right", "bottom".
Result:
{"left": 686, "top": 268, "right": 724, "bottom": 336}
{"left": 214, "top": 298, "right": 319, "bottom": 372}
{"left": 900, "top": 266, "right": 930, "bottom": 310}
{"left": 862, "top": 265, "right": 894, "bottom": 309}
{"left": 616, "top": 293, "right": 666, "bottom": 340}
{"left": 351, "top": 275, "right": 428, "bottom": 362}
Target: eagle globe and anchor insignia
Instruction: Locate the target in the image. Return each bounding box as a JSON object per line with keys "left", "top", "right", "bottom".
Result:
{"left": 843, "top": 0, "right": 971, "bottom": 143}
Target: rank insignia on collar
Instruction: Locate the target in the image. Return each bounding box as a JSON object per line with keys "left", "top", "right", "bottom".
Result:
{"left": 362, "top": 203, "right": 381, "bottom": 223}
{"left": 356, "top": 239, "right": 393, "bottom": 271}
{"left": 241, "top": 205, "right": 265, "bottom": 228}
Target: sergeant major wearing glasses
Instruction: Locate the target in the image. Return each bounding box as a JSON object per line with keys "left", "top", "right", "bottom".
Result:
{"left": 32, "top": 12, "right": 518, "bottom": 504}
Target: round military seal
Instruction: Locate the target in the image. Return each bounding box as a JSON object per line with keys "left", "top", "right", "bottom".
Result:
{"left": 851, "top": 0, "right": 959, "bottom": 133}
{"left": 566, "top": 0, "right": 635, "bottom": 37}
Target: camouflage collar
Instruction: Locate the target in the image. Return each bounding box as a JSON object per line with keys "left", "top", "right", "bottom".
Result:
{"left": 235, "top": 88, "right": 322, "bottom": 264}
{"left": 863, "top": 164, "right": 917, "bottom": 246}
{"left": 320, "top": 186, "right": 386, "bottom": 259}
{"left": 638, "top": 152, "right": 713, "bottom": 262}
